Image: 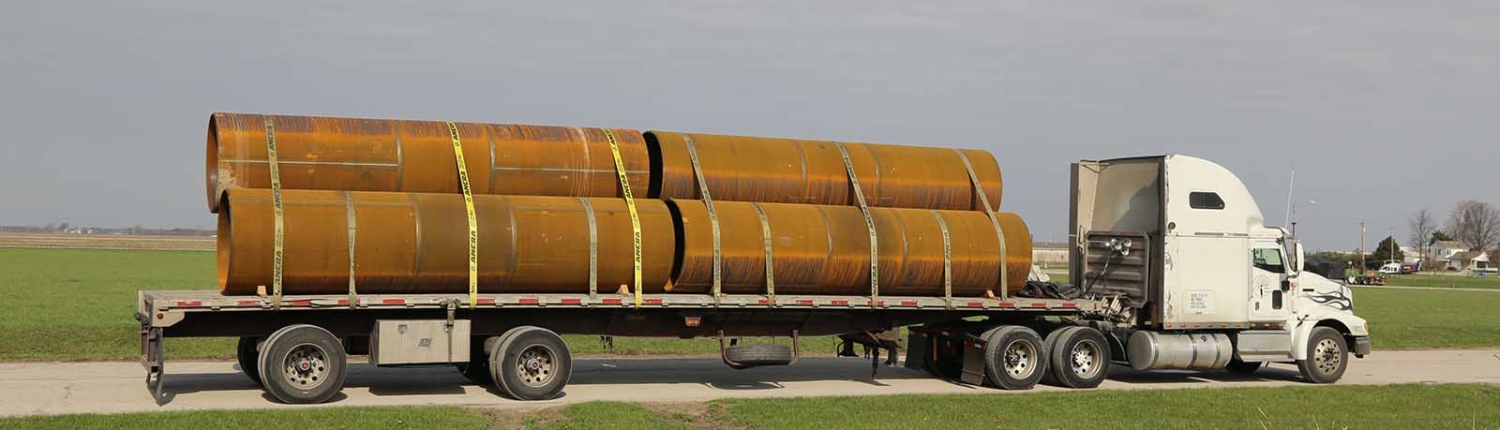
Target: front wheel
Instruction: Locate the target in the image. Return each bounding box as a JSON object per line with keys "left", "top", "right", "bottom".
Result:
{"left": 1297, "top": 327, "right": 1348, "bottom": 384}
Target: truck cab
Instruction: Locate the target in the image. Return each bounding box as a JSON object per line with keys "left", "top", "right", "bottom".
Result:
{"left": 1071, "top": 154, "right": 1370, "bottom": 382}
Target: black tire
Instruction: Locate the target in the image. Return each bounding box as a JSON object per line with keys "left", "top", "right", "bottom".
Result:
{"left": 1048, "top": 327, "right": 1110, "bottom": 389}
{"left": 236, "top": 336, "right": 262, "bottom": 385}
{"left": 489, "top": 326, "right": 571, "bottom": 401}
{"left": 724, "top": 344, "right": 794, "bottom": 367}
{"left": 456, "top": 336, "right": 494, "bottom": 385}
{"left": 1225, "top": 358, "right": 1264, "bottom": 375}
{"left": 256, "top": 324, "right": 347, "bottom": 404}
{"left": 982, "top": 326, "right": 1046, "bottom": 390}
{"left": 1297, "top": 327, "right": 1348, "bottom": 384}
{"left": 1038, "top": 327, "right": 1074, "bottom": 386}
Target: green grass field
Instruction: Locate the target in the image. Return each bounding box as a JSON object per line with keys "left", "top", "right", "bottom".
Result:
{"left": 1, "top": 247, "right": 1497, "bottom": 361}
{"left": 1382, "top": 273, "right": 1500, "bottom": 289}
{"left": 3, "top": 384, "right": 1497, "bottom": 429}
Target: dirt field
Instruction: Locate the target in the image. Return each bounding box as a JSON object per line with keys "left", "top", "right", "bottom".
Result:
{"left": 0, "top": 233, "right": 212, "bottom": 252}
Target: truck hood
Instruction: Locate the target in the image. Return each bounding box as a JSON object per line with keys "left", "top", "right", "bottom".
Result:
{"left": 1297, "top": 272, "right": 1353, "bottom": 312}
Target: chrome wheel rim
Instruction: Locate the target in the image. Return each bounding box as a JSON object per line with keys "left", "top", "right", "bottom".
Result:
{"left": 1003, "top": 339, "right": 1037, "bottom": 378}
{"left": 1070, "top": 339, "right": 1103, "bottom": 379}
{"left": 515, "top": 345, "right": 557, "bottom": 388}
{"left": 1314, "top": 338, "right": 1342, "bottom": 374}
{"left": 282, "top": 344, "right": 329, "bottom": 390}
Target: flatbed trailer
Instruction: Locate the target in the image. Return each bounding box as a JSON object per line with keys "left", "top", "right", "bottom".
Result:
{"left": 138, "top": 154, "right": 1373, "bottom": 404}
{"left": 138, "top": 288, "right": 1101, "bottom": 402}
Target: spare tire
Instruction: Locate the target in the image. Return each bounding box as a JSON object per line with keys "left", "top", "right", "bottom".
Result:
{"left": 725, "top": 344, "right": 794, "bottom": 368}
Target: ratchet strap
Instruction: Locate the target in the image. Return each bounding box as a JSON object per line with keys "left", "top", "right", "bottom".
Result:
{"left": 834, "top": 142, "right": 879, "bottom": 307}
{"left": 752, "top": 202, "right": 776, "bottom": 304}
{"left": 952, "top": 149, "right": 1007, "bottom": 298}
{"left": 601, "top": 129, "right": 644, "bottom": 307}
{"left": 681, "top": 134, "right": 723, "bottom": 304}
{"left": 579, "top": 197, "right": 599, "bottom": 301}
{"left": 262, "top": 115, "right": 286, "bottom": 310}
{"left": 345, "top": 191, "right": 358, "bottom": 309}
{"left": 931, "top": 210, "right": 953, "bottom": 309}
{"left": 445, "top": 122, "right": 479, "bottom": 309}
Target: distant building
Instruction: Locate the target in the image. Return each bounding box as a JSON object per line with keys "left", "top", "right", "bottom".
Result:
{"left": 1400, "top": 246, "right": 1423, "bottom": 264}
{"left": 1444, "top": 251, "right": 1491, "bottom": 272}
{"left": 1428, "top": 241, "right": 1472, "bottom": 261}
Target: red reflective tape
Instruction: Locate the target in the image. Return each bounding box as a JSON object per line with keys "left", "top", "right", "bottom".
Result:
{"left": 237, "top": 300, "right": 261, "bottom": 307}
{"left": 966, "top": 301, "right": 984, "bottom": 308}
{"left": 602, "top": 298, "right": 623, "bottom": 305}
{"left": 831, "top": 300, "right": 850, "bottom": 306}
{"left": 336, "top": 299, "right": 349, "bottom": 306}
{"left": 901, "top": 300, "right": 918, "bottom": 307}
{"left": 288, "top": 300, "right": 311, "bottom": 307}
{"left": 1030, "top": 301, "right": 1047, "bottom": 308}
{"left": 175, "top": 301, "right": 202, "bottom": 307}
{"left": 475, "top": 297, "right": 496, "bottom": 305}
{"left": 796, "top": 299, "right": 814, "bottom": 306}
{"left": 1062, "top": 302, "right": 1077, "bottom": 308}
{"left": 381, "top": 299, "right": 405, "bottom": 305}
{"left": 560, "top": 298, "right": 582, "bottom": 305}
{"left": 644, "top": 298, "right": 664, "bottom": 305}
{"left": 517, "top": 298, "right": 540, "bottom": 305}
{"left": 757, "top": 299, "right": 770, "bottom": 305}
{"left": 998, "top": 301, "right": 1017, "bottom": 308}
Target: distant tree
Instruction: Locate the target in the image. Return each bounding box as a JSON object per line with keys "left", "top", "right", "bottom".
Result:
{"left": 1429, "top": 230, "right": 1455, "bottom": 245}
{"left": 56, "top": 222, "right": 69, "bottom": 232}
{"left": 43, "top": 223, "right": 57, "bottom": 232}
{"left": 1370, "top": 236, "right": 1404, "bottom": 264}
{"left": 1409, "top": 208, "right": 1436, "bottom": 260}
{"left": 1446, "top": 200, "right": 1500, "bottom": 251}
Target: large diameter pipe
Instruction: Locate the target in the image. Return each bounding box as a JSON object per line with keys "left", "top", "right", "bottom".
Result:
{"left": 206, "top": 113, "right": 650, "bottom": 213}
{"left": 647, "top": 132, "right": 1003, "bottom": 211}
{"left": 217, "top": 189, "right": 675, "bottom": 295}
{"left": 668, "top": 200, "right": 1032, "bottom": 297}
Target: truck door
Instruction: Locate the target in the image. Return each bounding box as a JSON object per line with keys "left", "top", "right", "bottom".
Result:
{"left": 1248, "top": 240, "right": 1292, "bottom": 322}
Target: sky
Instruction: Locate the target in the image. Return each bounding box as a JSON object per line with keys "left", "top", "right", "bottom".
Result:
{"left": 1, "top": 1, "right": 1496, "bottom": 251}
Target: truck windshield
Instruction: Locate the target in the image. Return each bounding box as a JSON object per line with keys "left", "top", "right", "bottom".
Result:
{"left": 1252, "top": 248, "right": 1285, "bottom": 273}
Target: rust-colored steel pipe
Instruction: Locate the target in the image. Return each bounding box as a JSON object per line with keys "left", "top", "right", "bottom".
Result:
{"left": 217, "top": 189, "right": 675, "bottom": 295}
{"left": 669, "top": 200, "right": 1032, "bottom": 297}
{"left": 206, "top": 113, "right": 650, "bottom": 213}
{"left": 647, "top": 132, "right": 1003, "bottom": 211}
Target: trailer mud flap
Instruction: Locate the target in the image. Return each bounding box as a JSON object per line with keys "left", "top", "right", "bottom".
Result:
{"left": 904, "top": 328, "right": 931, "bottom": 372}
{"left": 960, "top": 334, "right": 987, "bottom": 386}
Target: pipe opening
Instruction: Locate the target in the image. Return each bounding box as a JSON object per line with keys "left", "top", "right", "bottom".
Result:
{"left": 644, "top": 131, "right": 664, "bottom": 198}
{"left": 216, "top": 193, "right": 232, "bottom": 293}
{"left": 664, "top": 198, "right": 686, "bottom": 284}
{"left": 205, "top": 114, "right": 221, "bottom": 213}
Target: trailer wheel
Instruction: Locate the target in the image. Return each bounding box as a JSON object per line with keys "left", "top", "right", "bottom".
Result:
{"left": 1297, "top": 327, "right": 1348, "bottom": 384}
{"left": 1048, "top": 326, "right": 1110, "bottom": 389}
{"left": 489, "top": 326, "right": 571, "bottom": 400}
{"left": 724, "top": 344, "right": 794, "bottom": 368}
{"left": 236, "top": 337, "right": 263, "bottom": 385}
{"left": 983, "top": 326, "right": 1046, "bottom": 390}
{"left": 1225, "top": 358, "right": 1263, "bottom": 375}
{"left": 456, "top": 336, "right": 494, "bottom": 385}
{"left": 256, "top": 324, "right": 347, "bottom": 404}
{"left": 1037, "top": 327, "right": 1072, "bottom": 386}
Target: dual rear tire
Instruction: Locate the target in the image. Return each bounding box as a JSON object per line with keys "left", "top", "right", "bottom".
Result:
{"left": 971, "top": 325, "right": 1110, "bottom": 390}
{"left": 487, "top": 326, "right": 572, "bottom": 401}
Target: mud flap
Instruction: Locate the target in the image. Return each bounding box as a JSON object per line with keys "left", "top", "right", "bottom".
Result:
{"left": 960, "top": 334, "right": 987, "bottom": 386}
{"left": 904, "top": 327, "right": 931, "bottom": 372}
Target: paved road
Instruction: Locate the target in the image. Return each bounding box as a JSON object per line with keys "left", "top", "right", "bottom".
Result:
{"left": 2, "top": 349, "right": 1497, "bottom": 417}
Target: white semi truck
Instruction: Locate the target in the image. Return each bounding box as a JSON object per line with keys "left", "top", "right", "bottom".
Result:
{"left": 138, "top": 154, "right": 1370, "bottom": 403}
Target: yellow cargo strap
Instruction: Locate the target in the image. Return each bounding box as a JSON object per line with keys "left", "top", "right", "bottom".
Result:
{"left": 601, "top": 129, "right": 643, "bottom": 307}
{"left": 681, "top": 134, "right": 722, "bottom": 305}
{"left": 445, "top": 122, "right": 479, "bottom": 308}
{"left": 344, "top": 191, "right": 358, "bottom": 309}
{"left": 931, "top": 210, "right": 953, "bottom": 309}
{"left": 834, "top": 142, "right": 879, "bottom": 307}
{"left": 261, "top": 115, "right": 286, "bottom": 310}
{"left": 751, "top": 202, "right": 775, "bottom": 304}
{"left": 579, "top": 197, "right": 599, "bottom": 302}
{"left": 952, "top": 149, "right": 1007, "bottom": 298}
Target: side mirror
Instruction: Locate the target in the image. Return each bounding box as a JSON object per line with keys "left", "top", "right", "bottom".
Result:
{"left": 1292, "top": 240, "right": 1305, "bottom": 276}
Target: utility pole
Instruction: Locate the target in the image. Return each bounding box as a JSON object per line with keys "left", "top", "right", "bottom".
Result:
{"left": 1359, "top": 221, "right": 1366, "bottom": 272}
